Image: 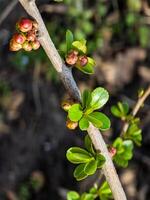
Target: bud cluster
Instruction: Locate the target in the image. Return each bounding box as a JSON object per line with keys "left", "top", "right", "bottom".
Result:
{"left": 65, "top": 50, "right": 88, "bottom": 68}
{"left": 61, "top": 98, "right": 78, "bottom": 130}
{"left": 10, "top": 18, "right": 40, "bottom": 52}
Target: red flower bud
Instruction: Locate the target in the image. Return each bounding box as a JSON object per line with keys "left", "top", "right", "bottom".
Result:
{"left": 78, "top": 55, "right": 88, "bottom": 66}
{"left": 22, "top": 41, "right": 32, "bottom": 51}
{"left": 66, "top": 50, "right": 79, "bottom": 66}
{"left": 61, "top": 99, "right": 74, "bottom": 111}
{"left": 108, "top": 147, "right": 117, "bottom": 158}
{"left": 66, "top": 119, "right": 78, "bottom": 130}
{"left": 31, "top": 40, "right": 40, "bottom": 50}
{"left": 26, "top": 31, "right": 36, "bottom": 42}
{"left": 17, "top": 18, "right": 33, "bottom": 33}
{"left": 12, "top": 33, "right": 26, "bottom": 44}
{"left": 9, "top": 39, "right": 22, "bottom": 51}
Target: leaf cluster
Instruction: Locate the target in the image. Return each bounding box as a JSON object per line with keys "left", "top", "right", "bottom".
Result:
{"left": 65, "top": 30, "right": 95, "bottom": 74}
{"left": 111, "top": 101, "right": 142, "bottom": 146}
{"left": 66, "top": 87, "right": 110, "bottom": 131}
{"left": 67, "top": 181, "right": 112, "bottom": 200}
{"left": 112, "top": 137, "right": 134, "bottom": 168}
{"left": 66, "top": 136, "right": 105, "bottom": 181}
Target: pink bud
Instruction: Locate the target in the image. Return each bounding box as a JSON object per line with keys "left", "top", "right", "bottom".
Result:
{"left": 17, "top": 18, "right": 33, "bottom": 33}
{"left": 9, "top": 39, "right": 22, "bottom": 51}
{"left": 22, "top": 41, "right": 32, "bottom": 51}
{"left": 66, "top": 50, "right": 79, "bottom": 65}
{"left": 78, "top": 55, "right": 88, "bottom": 66}
{"left": 108, "top": 147, "right": 117, "bottom": 158}
{"left": 26, "top": 31, "right": 36, "bottom": 42}
{"left": 12, "top": 33, "right": 26, "bottom": 44}
{"left": 31, "top": 40, "right": 40, "bottom": 50}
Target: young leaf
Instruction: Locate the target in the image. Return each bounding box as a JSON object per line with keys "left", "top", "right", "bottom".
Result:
{"left": 72, "top": 39, "right": 87, "bottom": 54}
{"left": 66, "top": 147, "right": 93, "bottom": 164}
{"left": 82, "top": 90, "right": 92, "bottom": 109}
{"left": 87, "top": 112, "right": 111, "bottom": 131}
{"left": 89, "top": 186, "right": 98, "bottom": 194}
{"left": 68, "top": 104, "right": 83, "bottom": 122}
{"left": 90, "top": 87, "right": 109, "bottom": 111}
{"left": 66, "top": 30, "right": 74, "bottom": 53}
{"left": 76, "top": 62, "right": 94, "bottom": 74}
{"left": 125, "top": 123, "right": 142, "bottom": 146}
{"left": 118, "top": 102, "right": 129, "bottom": 115}
{"left": 99, "top": 181, "right": 113, "bottom": 200}
{"left": 80, "top": 193, "right": 95, "bottom": 200}
{"left": 96, "top": 153, "right": 106, "bottom": 168}
{"left": 84, "top": 159, "right": 97, "bottom": 175}
{"left": 111, "top": 102, "right": 129, "bottom": 118}
{"left": 67, "top": 191, "right": 80, "bottom": 200}
{"left": 79, "top": 117, "right": 89, "bottom": 131}
{"left": 111, "top": 105, "right": 122, "bottom": 118}
{"left": 74, "top": 164, "right": 88, "bottom": 181}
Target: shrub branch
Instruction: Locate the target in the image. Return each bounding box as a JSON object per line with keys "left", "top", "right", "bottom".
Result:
{"left": 18, "top": 0, "right": 127, "bottom": 199}
{"left": 121, "top": 85, "right": 150, "bottom": 136}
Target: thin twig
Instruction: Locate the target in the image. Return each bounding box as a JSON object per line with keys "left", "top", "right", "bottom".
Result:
{"left": 121, "top": 85, "right": 150, "bottom": 136}
{"left": 0, "top": 0, "right": 18, "bottom": 26}
{"left": 18, "top": 1, "right": 127, "bottom": 199}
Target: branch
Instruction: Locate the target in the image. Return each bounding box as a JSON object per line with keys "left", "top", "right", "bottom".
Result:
{"left": 121, "top": 85, "right": 150, "bottom": 136}
{"left": 18, "top": 0, "right": 127, "bottom": 199}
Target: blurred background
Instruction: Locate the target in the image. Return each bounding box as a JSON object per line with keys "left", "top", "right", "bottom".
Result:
{"left": 0, "top": 0, "right": 150, "bottom": 199}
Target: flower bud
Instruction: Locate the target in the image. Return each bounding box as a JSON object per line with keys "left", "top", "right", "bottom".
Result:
{"left": 61, "top": 101, "right": 72, "bottom": 111}
{"left": 66, "top": 50, "right": 79, "bottom": 66}
{"left": 22, "top": 41, "right": 32, "bottom": 51}
{"left": 12, "top": 33, "right": 26, "bottom": 44}
{"left": 108, "top": 147, "right": 117, "bottom": 158}
{"left": 78, "top": 55, "right": 88, "bottom": 66}
{"left": 66, "top": 119, "right": 78, "bottom": 130}
{"left": 9, "top": 39, "right": 22, "bottom": 51}
{"left": 26, "top": 31, "right": 36, "bottom": 42}
{"left": 17, "top": 18, "right": 33, "bottom": 33}
{"left": 31, "top": 40, "right": 40, "bottom": 50}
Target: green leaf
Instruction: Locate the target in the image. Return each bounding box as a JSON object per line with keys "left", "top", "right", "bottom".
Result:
{"left": 111, "top": 102, "right": 129, "bottom": 118}
{"left": 67, "top": 191, "right": 80, "bottom": 200}
{"left": 96, "top": 153, "right": 106, "bottom": 168}
{"left": 84, "top": 135, "right": 95, "bottom": 155}
{"left": 66, "top": 147, "right": 93, "bottom": 164}
{"left": 89, "top": 87, "right": 109, "bottom": 111}
{"left": 99, "top": 181, "right": 113, "bottom": 200}
{"left": 68, "top": 104, "right": 83, "bottom": 122}
{"left": 79, "top": 117, "right": 89, "bottom": 131}
{"left": 111, "top": 105, "right": 122, "bottom": 118}
{"left": 125, "top": 123, "right": 142, "bottom": 146}
{"left": 66, "top": 30, "right": 74, "bottom": 53}
{"left": 123, "top": 140, "right": 134, "bottom": 160}
{"left": 89, "top": 186, "right": 98, "bottom": 194}
{"left": 84, "top": 159, "right": 97, "bottom": 175}
{"left": 72, "top": 39, "right": 87, "bottom": 54}
{"left": 81, "top": 193, "right": 95, "bottom": 200}
{"left": 82, "top": 90, "right": 92, "bottom": 109}
{"left": 74, "top": 164, "right": 88, "bottom": 181}
{"left": 87, "top": 112, "right": 111, "bottom": 131}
